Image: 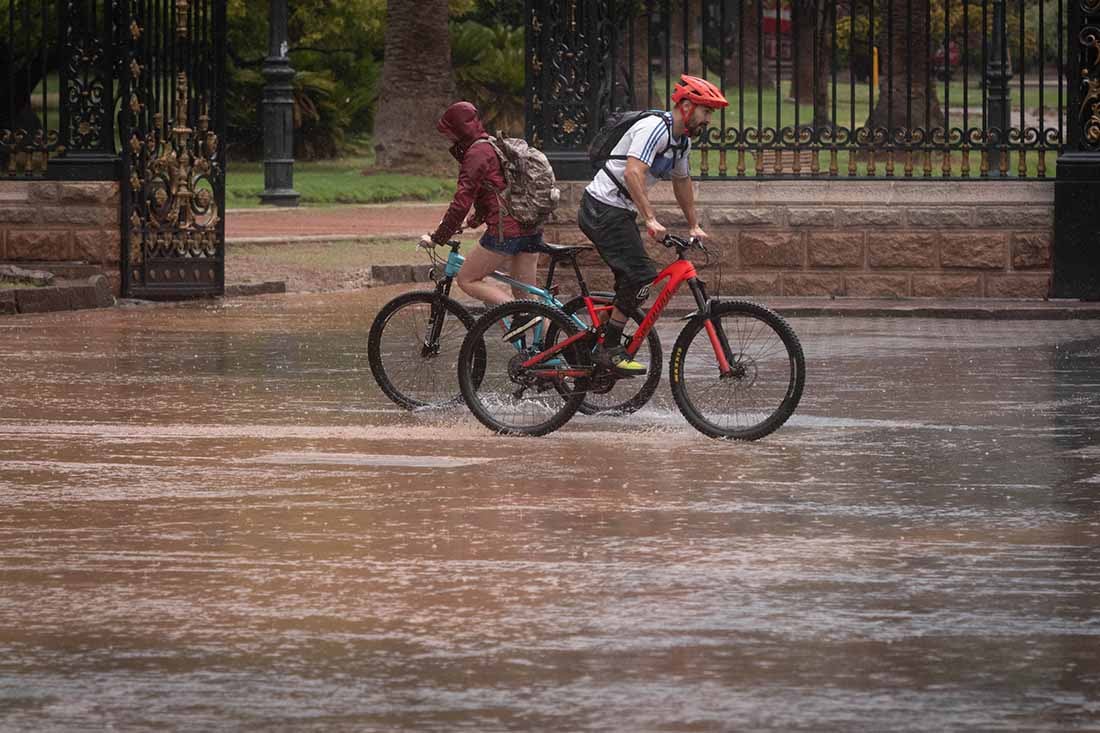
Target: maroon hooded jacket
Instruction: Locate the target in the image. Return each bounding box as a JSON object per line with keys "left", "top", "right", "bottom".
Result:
{"left": 429, "top": 102, "right": 535, "bottom": 245}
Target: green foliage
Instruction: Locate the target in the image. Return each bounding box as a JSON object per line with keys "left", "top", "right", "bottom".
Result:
{"left": 451, "top": 21, "right": 525, "bottom": 135}
{"left": 225, "top": 0, "right": 384, "bottom": 160}
{"left": 455, "top": 0, "right": 525, "bottom": 27}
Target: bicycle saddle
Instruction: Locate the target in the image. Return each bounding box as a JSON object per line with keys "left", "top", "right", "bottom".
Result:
{"left": 540, "top": 242, "right": 593, "bottom": 258}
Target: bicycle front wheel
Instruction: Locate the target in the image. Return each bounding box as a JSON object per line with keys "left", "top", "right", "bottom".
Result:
{"left": 367, "top": 291, "right": 480, "bottom": 410}
{"left": 670, "top": 301, "right": 805, "bottom": 440}
{"left": 458, "top": 300, "right": 587, "bottom": 436}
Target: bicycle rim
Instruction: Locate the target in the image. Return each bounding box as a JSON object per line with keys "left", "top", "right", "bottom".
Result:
{"left": 458, "top": 301, "right": 586, "bottom": 436}
{"left": 367, "top": 292, "right": 477, "bottom": 410}
{"left": 670, "top": 301, "right": 805, "bottom": 440}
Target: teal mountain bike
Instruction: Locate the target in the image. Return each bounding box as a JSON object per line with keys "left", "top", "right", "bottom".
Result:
{"left": 367, "top": 240, "right": 661, "bottom": 414}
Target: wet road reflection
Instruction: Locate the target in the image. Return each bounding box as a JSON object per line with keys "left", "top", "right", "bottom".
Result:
{"left": 1, "top": 290, "right": 1099, "bottom": 730}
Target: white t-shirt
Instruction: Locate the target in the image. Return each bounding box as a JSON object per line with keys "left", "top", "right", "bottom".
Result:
{"left": 585, "top": 111, "right": 691, "bottom": 212}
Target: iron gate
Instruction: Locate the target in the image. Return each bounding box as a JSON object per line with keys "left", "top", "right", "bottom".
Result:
{"left": 1, "top": 0, "right": 225, "bottom": 299}
{"left": 119, "top": 0, "right": 226, "bottom": 298}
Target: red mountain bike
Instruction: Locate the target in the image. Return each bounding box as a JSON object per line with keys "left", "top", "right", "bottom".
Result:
{"left": 456, "top": 234, "right": 806, "bottom": 439}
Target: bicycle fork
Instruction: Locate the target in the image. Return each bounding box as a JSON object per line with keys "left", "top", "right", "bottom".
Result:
{"left": 421, "top": 280, "right": 453, "bottom": 357}
{"left": 688, "top": 279, "right": 735, "bottom": 376}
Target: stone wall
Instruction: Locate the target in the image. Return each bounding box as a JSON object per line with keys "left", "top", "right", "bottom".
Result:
{"left": 543, "top": 180, "right": 1054, "bottom": 298}
{"left": 0, "top": 181, "right": 121, "bottom": 294}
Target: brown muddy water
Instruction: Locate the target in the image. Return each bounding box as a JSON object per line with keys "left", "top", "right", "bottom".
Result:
{"left": 1, "top": 289, "right": 1099, "bottom": 731}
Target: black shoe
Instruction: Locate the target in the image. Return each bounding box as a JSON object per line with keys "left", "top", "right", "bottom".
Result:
{"left": 592, "top": 344, "right": 647, "bottom": 377}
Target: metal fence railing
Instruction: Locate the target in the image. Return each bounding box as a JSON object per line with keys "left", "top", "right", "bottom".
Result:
{"left": 1, "top": 0, "right": 63, "bottom": 176}
{"left": 527, "top": 0, "right": 1071, "bottom": 180}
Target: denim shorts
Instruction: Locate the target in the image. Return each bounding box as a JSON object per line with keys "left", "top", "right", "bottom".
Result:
{"left": 479, "top": 231, "right": 545, "bottom": 255}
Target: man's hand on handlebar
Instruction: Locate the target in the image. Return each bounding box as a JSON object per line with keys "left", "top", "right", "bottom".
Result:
{"left": 645, "top": 217, "right": 667, "bottom": 241}
{"left": 689, "top": 225, "right": 709, "bottom": 241}
{"left": 418, "top": 234, "right": 435, "bottom": 249}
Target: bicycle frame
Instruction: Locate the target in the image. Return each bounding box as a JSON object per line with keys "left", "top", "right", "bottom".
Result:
{"left": 430, "top": 243, "right": 613, "bottom": 334}
{"left": 520, "top": 250, "right": 734, "bottom": 377}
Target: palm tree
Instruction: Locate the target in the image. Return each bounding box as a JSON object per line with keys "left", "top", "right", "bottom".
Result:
{"left": 373, "top": 0, "right": 455, "bottom": 171}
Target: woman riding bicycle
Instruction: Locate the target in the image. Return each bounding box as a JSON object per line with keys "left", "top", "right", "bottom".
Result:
{"left": 421, "top": 101, "right": 544, "bottom": 307}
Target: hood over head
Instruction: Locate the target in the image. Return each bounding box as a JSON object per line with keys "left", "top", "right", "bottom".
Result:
{"left": 437, "top": 102, "right": 487, "bottom": 159}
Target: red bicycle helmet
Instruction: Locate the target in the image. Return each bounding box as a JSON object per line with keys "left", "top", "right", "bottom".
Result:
{"left": 671, "top": 74, "right": 729, "bottom": 108}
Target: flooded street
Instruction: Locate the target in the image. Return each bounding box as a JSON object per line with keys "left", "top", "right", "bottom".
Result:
{"left": 2, "top": 289, "right": 1099, "bottom": 731}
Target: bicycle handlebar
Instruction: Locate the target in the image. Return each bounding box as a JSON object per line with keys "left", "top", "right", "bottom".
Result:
{"left": 660, "top": 234, "right": 705, "bottom": 251}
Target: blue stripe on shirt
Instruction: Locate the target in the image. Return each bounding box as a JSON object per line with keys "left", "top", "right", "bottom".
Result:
{"left": 639, "top": 126, "right": 665, "bottom": 163}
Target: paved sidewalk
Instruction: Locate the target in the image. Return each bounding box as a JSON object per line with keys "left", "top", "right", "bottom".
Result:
{"left": 226, "top": 203, "right": 447, "bottom": 242}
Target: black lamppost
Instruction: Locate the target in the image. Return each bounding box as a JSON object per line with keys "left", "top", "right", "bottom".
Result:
{"left": 260, "top": 0, "right": 300, "bottom": 206}
{"left": 984, "top": 0, "right": 1011, "bottom": 177}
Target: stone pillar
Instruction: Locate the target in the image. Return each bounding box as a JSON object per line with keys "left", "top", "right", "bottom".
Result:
{"left": 1053, "top": 1, "right": 1100, "bottom": 299}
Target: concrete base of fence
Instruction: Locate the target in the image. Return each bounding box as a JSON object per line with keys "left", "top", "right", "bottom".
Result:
{"left": 543, "top": 179, "right": 1056, "bottom": 299}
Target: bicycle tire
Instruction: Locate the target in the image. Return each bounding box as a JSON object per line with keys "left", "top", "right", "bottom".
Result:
{"left": 669, "top": 300, "right": 805, "bottom": 440}
{"left": 554, "top": 293, "right": 663, "bottom": 416}
{"left": 458, "top": 300, "right": 587, "bottom": 436}
{"left": 367, "top": 291, "right": 483, "bottom": 410}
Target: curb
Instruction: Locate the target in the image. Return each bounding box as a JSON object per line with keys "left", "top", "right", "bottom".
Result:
{"left": 0, "top": 275, "right": 115, "bottom": 316}
{"left": 224, "top": 281, "right": 287, "bottom": 297}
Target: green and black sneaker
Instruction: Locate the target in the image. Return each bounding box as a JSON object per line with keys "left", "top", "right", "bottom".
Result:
{"left": 593, "top": 344, "right": 647, "bottom": 378}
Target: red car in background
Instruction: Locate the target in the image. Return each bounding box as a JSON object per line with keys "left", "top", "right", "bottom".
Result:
{"left": 934, "top": 40, "right": 962, "bottom": 80}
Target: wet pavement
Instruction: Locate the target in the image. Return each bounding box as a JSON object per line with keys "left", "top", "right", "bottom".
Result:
{"left": 1, "top": 289, "right": 1099, "bottom": 731}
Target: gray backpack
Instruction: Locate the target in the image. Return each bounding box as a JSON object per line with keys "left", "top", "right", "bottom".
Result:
{"left": 474, "top": 135, "right": 560, "bottom": 231}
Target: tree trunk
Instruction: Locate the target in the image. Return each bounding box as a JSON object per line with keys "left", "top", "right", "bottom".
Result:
{"left": 627, "top": 12, "right": 654, "bottom": 108}
{"left": 373, "top": 0, "right": 455, "bottom": 172}
{"left": 725, "top": 2, "right": 775, "bottom": 90}
{"left": 864, "top": 0, "right": 943, "bottom": 134}
{"left": 788, "top": 0, "right": 832, "bottom": 127}
{"left": 667, "top": 0, "right": 702, "bottom": 77}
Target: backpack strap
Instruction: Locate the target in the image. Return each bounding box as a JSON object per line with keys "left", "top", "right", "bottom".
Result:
{"left": 598, "top": 113, "right": 676, "bottom": 203}
{"left": 469, "top": 137, "right": 508, "bottom": 242}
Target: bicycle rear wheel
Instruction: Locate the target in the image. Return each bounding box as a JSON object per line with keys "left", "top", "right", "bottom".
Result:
{"left": 554, "top": 293, "right": 662, "bottom": 416}
{"left": 367, "top": 291, "right": 482, "bottom": 410}
{"left": 458, "top": 300, "right": 587, "bottom": 436}
{"left": 670, "top": 301, "right": 805, "bottom": 440}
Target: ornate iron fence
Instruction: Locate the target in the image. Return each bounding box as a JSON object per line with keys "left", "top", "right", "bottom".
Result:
{"left": 2, "top": 0, "right": 226, "bottom": 298}
{"left": 119, "top": 0, "right": 225, "bottom": 298}
{"left": 2, "top": 0, "right": 65, "bottom": 175}
{"left": 527, "top": 0, "right": 1072, "bottom": 180}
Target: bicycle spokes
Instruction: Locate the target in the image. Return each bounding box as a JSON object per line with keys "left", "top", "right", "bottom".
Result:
{"left": 670, "top": 302, "right": 805, "bottom": 440}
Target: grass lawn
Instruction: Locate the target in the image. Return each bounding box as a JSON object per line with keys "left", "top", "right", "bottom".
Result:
{"left": 224, "top": 157, "right": 455, "bottom": 209}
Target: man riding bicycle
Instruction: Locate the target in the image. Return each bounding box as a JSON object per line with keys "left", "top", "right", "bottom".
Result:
{"left": 579, "top": 74, "right": 728, "bottom": 377}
